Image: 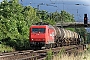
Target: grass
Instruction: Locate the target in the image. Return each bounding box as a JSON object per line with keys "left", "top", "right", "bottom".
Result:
{"left": 0, "top": 44, "right": 15, "bottom": 53}
{"left": 53, "top": 44, "right": 90, "bottom": 60}
{"left": 53, "top": 51, "right": 90, "bottom": 60}
{"left": 45, "top": 48, "right": 53, "bottom": 60}
{"left": 46, "top": 44, "right": 90, "bottom": 60}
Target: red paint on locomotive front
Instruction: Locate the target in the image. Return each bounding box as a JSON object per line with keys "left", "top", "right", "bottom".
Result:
{"left": 30, "top": 25, "right": 46, "bottom": 42}
{"left": 29, "top": 25, "right": 55, "bottom": 46}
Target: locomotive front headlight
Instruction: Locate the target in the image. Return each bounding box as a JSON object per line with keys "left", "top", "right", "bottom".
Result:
{"left": 32, "top": 39, "right": 33, "bottom": 41}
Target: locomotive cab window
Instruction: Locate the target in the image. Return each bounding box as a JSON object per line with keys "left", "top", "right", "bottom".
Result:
{"left": 32, "top": 28, "right": 45, "bottom": 33}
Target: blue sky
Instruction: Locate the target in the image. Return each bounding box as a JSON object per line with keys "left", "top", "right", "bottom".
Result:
{"left": 0, "top": 0, "right": 3, "bottom": 2}
{"left": 20, "top": 0, "right": 90, "bottom": 22}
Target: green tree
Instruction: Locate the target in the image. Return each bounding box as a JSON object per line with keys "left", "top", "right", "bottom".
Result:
{"left": 47, "top": 10, "right": 75, "bottom": 23}
{"left": 60, "top": 10, "right": 75, "bottom": 22}
{"left": 0, "top": 0, "right": 40, "bottom": 50}
{"left": 36, "top": 10, "right": 56, "bottom": 25}
{"left": 22, "top": 6, "right": 40, "bottom": 26}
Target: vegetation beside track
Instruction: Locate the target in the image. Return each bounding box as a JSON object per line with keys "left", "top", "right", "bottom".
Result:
{"left": 53, "top": 51, "right": 90, "bottom": 60}
{"left": 49, "top": 44, "right": 90, "bottom": 60}
{"left": 0, "top": 44, "right": 14, "bottom": 52}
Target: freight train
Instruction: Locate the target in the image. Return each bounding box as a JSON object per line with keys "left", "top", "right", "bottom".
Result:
{"left": 29, "top": 23, "right": 83, "bottom": 49}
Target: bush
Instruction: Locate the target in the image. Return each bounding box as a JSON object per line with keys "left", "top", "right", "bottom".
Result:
{"left": 1, "top": 38, "right": 30, "bottom": 51}
{"left": 0, "top": 44, "right": 15, "bottom": 52}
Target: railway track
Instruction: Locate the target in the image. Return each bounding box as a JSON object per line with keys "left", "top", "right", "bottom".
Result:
{"left": 0, "top": 45, "right": 86, "bottom": 60}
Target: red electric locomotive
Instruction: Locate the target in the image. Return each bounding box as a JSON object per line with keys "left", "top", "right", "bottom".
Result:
{"left": 29, "top": 25, "right": 56, "bottom": 49}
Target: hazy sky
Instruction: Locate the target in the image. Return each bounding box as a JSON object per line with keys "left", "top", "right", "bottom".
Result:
{"left": 20, "top": 0, "right": 90, "bottom": 22}
{"left": 0, "top": 0, "right": 3, "bottom": 2}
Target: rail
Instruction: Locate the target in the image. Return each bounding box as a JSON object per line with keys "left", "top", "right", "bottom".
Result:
{"left": 0, "top": 45, "right": 86, "bottom": 60}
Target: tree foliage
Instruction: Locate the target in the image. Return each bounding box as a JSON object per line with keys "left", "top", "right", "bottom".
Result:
{"left": 60, "top": 10, "right": 75, "bottom": 22}
{"left": 44, "top": 10, "right": 75, "bottom": 23}
{"left": 0, "top": 0, "right": 40, "bottom": 50}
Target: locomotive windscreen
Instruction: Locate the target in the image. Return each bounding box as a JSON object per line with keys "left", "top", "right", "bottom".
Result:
{"left": 32, "top": 28, "right": 45, "bottom": 33}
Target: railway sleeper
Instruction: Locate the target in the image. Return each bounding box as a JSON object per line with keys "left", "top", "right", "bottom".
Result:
{"left": 17, "top": 55, "right": 40, "bottom": 60}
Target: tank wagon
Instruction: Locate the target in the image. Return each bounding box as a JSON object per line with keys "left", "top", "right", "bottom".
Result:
{"left": 29, "top": 25, "right": 82, "bottom": 49}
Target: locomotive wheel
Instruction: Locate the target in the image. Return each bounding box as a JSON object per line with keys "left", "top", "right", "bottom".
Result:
{"left": 45, "top": 44, "right": 50, "bottom": 49}
{"left": 59, "top": 43, "right": 62, "bottom": 47}
{"left": 53, "top": 43, "right": 56, "bottom": 48}
{"left": 56, "top": 43, "right": 62, "bottom": 47}
{"left": 45, "top": 43, "right": 56, "bottom": 49}
{"left": 50, "top": 43, "right": 56, "bottom": 48}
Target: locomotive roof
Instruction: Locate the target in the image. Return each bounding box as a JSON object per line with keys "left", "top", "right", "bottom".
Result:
{"left": 31, "top": 25, "right": 54, "bottom": 29}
